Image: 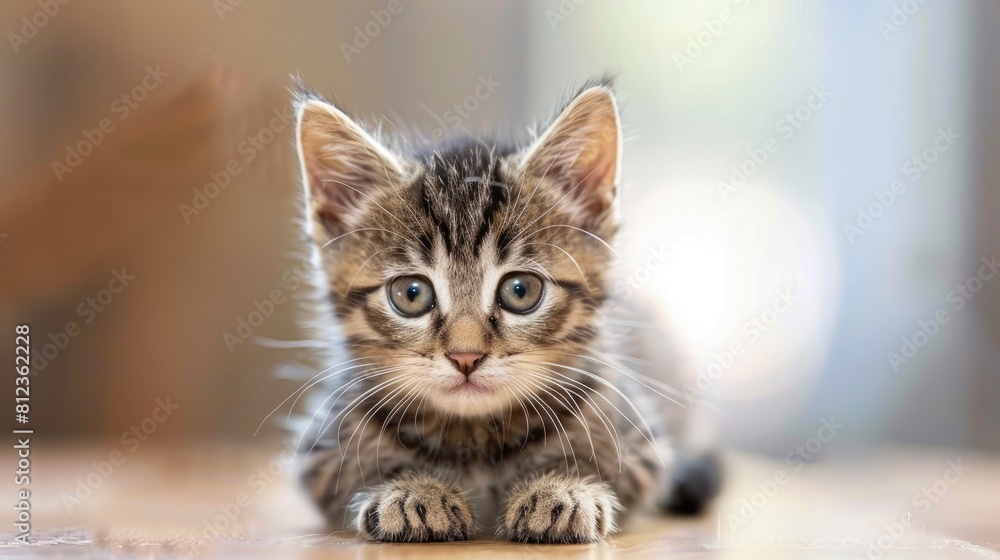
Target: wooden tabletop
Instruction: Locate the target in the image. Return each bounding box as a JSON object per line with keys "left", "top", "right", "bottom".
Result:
{"left": 2, "top": 443, "right": 999, "bottom": 558}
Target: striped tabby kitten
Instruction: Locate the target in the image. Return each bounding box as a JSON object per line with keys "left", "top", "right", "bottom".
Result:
{"left": 293, "top": 79, "right": 719, "bottom": 543}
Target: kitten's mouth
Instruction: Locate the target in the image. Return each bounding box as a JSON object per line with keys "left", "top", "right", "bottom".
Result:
{"left": 429, "top": 374, "right": 510, "bottom": 416}
{"left": 452, "top": 378, "right": 491, "bottom": 395}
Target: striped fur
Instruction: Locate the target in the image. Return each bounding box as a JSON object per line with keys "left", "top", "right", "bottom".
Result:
{"left": 292, "top": 78, "right": 717, "bottom": 543}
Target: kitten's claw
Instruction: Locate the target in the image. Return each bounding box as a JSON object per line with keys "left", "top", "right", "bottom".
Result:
{"left": 356, "top": 474, "right": 473, "bottom": 542}
{"left": 499, "top": 473, "right": 620, "bottom": 544}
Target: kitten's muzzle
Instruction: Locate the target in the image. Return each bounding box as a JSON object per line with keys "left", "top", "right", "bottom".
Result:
{"left": 447, "top": 352, "right": 486, "bottom": 377}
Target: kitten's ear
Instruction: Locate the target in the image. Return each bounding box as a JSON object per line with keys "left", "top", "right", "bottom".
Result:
{"left": 520, "top": 85, "right": 622, "bottom": 225}
{"left": 296, "top": 96, "right": 404, "bottom": 237}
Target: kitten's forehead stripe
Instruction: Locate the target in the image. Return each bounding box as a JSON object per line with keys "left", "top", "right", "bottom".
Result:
{"left": 420, "top": 181, "right": 454, "bottom": 254}
{"left": 419, "top": 143, "right": 518, "bottom": 260}
{"left": 473, "top": 176, "right": 510, "bottom": 253}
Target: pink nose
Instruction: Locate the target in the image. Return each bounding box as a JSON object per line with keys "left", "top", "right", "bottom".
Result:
{"left": 447, "top": 352, "right": 485, "bottom": 377}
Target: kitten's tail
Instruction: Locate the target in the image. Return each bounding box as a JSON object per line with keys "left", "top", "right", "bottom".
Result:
{"left": 659, "top": 453, "right": 723, "bottom": 516}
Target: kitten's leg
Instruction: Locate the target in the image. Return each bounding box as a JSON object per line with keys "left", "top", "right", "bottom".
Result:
{"left": 355, "top": 472, "right": 474, "bottom": 542}
{"left": 497, "top": 472, "right": 621, "bottom": 544}
{"left": 495, "top": 389, "right": 665, "bottom": 543}
{"left": 300, "top": 442, "right": 473, "bottom": 542}
{"left": 300, "top": 445, "right": 367, "bottom": 530}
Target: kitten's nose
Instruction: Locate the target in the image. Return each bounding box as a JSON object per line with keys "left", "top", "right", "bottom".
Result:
{"left": 447, "top": 352, "right": 485, "bottom": 377}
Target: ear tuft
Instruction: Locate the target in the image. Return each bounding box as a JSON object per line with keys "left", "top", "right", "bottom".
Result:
{"left": 295, "top": 94, "right": 404, "bottom": 237}
{"left": 521, "top": 85, "right": 622, "bottom": 226}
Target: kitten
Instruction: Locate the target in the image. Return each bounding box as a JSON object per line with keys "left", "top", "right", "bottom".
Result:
{"left": 292, "top": 78, "right": 720, "bottom": 543}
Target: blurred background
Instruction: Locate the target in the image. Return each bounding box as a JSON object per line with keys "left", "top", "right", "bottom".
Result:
{"left": 1, "top": 0, "right": 998, "bottom": 463}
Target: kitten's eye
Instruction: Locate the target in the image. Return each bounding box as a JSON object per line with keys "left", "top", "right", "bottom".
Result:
{"left": 497, "top": 272, "right": 544, "bottom": 314}
{"left": 387, "top": 276, "right": 435, "bottom": 317}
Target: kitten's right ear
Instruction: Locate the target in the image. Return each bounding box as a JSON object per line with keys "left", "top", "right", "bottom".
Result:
{"left": 295, "top": 95, "right": 404, "bottom": 237}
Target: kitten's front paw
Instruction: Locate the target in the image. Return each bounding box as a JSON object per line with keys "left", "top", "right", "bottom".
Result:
{"left": 499, "top": 473, "right": 621, "bottom": 544}
{"left": 355, "top": 474, "right": 473, "bottom": 542}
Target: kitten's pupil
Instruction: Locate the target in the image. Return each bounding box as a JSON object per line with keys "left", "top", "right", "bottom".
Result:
{"left": 407, "top": 284, "right": 421, "bottom": 302}
{"left": 511, "top": 280, "right": 526, "bottom": 299}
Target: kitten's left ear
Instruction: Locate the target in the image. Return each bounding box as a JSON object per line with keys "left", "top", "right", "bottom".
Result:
{"left": 520, "top": 85, "right": 623, "bottom": 225}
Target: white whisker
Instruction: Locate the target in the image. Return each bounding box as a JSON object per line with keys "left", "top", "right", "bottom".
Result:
{"left": 524, "top": 365, "right": 624, "bottom": 472}
{"left": 254, "top": 357, "right": 373, "bottom": 437}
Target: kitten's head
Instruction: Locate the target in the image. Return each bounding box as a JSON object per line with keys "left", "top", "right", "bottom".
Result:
{"left": 296, "top": 80, "right": 622, "bottom": 417}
